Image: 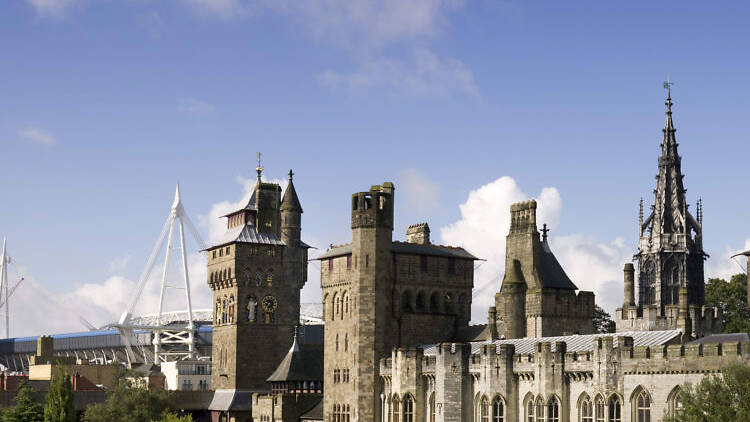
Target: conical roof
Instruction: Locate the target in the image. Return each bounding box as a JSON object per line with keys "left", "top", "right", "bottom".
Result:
{"left": 281, "top": 169, "right": 303, "bottom": 212}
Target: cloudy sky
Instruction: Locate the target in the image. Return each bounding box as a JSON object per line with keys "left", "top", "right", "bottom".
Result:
{"left": 2, "top": 1, "right": 750, "bottom": 337}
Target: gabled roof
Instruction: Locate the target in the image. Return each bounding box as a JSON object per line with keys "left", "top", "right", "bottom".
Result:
{"left": 538, "top": 239, "right": 578, "bottom": 290}
{"left": 267, "top": 337, "right": 323, "bottom": 382}
{"left": 316, "top": 242, "right": 478, "bottom": 260}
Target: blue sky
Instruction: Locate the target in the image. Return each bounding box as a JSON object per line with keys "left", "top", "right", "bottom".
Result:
{"left": 2, "top": 0, "right": 749, "bottom": 336}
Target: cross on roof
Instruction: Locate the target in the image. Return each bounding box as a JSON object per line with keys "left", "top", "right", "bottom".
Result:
{"left": 541, "top": 223, "right": 550, "bottom": 241}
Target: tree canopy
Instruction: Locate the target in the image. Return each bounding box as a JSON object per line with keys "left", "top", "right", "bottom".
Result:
{"left": 665, "top": 363, "right": 750, "bottom": 422}
{"left": 592, "top": 305, "right": 616, "bottom": 333}
{"left": 44, "top": 367, "right": 75, "bottom": 422}
{"left": 2, "top": 384, "right": 44, "bottom": 422}
{"left": 705, "top": 273, "right": 750, "bottom": 333}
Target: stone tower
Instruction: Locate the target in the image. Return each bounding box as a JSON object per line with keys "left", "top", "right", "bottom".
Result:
{"left": 495, "top": 200, "right": 594, "bottom": 339}
{"left": 617, "top": 89, "right": 721, "bottom": 337}
{"left": 206, "top": 165, "right": 308, "bottom": 418}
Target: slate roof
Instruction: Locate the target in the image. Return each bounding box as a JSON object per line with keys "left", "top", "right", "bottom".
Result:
{"left": 420, "top": 329, "right": 682, "bottom": 356}
{"left": 281, "top": 178, "right": 303, "bottom": 212}
{"left": 538, "top": 239, "right": 578, "bottom": 290}
{"left": 316, "top": 242, "right": 477, "bottom": 260}
{"left": 267, "top": 339, "right": 324, "bottom": 382}
{"left": 208, "top": 389, "right": 254, "bottom": 411}
{"left": 689, "top": 332, "right": 750, "bottom": 345}
{"left": 300, "top": 398, "right": 324, "bottom": 421}
{"left": 211, "top": 223, "right": 285, "bottom": 248}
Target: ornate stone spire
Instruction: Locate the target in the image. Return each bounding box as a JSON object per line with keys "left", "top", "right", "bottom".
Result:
{"left": 280, "top": 169, "right": 303, "bottom": 213}
{"left": 648, "top": 84, "right": 688, "bottom": 236}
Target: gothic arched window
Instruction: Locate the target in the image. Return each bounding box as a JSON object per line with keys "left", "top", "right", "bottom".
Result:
{"left": 580, "top": 395, "right": 593, "bottom": 422}
{"left": 526, "top": 397, "right": 535, "bottom": 422}
{"left": 402, "top": 395, "right": 414, "bottom": 422}
{"left": 392, "top": 396, "right": 400, "bottom": 422}
{"left": 608, "top": 396, "right": 621, "bottom": 422}
{"left": 492, "top": 396, "right": 504, "bottom": 422}
{"left": 228, "top": 295, "right": 235, "bottom": 323}
{"left": 640, "top": 261, "right": 656, "bottom": 305}
{"left": 663, "top": 260, "right": 680, "bottom": 305}
{"left": 595, "top": 395, "right": 605, "bottom": 422}
{"left": 668, "top": 387, "right": 683, "bottom": 418}
{"left": 547, "top": 396, "right": 559, "bottom": 422}
{"left": 416, "top": 291, "right": 426, "bottom": 312}
{"left": 634, "top": 389, "right": 651, "bottom": 422}
{"left": 535, "top": 397, "right": 545, "bottom": 422}
{"left": 430, "top": 292, "right": 441, "bottom": 313}
{"left": 429, "top": 393, "right": 436, "bottom": 422}
{"left": 479, "top": 396, "right": 489, "bottom": 422}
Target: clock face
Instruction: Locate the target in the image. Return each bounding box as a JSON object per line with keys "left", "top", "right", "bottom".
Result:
{"left": 261, "top": 295, "right": 278, "bottom": 312}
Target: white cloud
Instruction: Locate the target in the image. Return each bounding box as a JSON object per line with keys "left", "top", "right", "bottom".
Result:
{"left": 440, "top": 176, "right": 631, "bottom": 323}
{"left": 268, "top": 0, "right": 463, "bottom": 48}
{"left": 706, "top": 239, "right": 750, "bottom": 282}
{"left": 178, "top": 98, "right": 216, "bottom": 116}
{"left": 399, "top": 168, "right": 440, "bottom": 212}
{"left": 320, "top": 48, "right": 479, "bottom": 99}
{"left": 181, "top": 0, "right": 251, "bottom": 20}
{"left": 107, "top": 255, "right": 131, "bottom": 274}
{"left": 19, "top": 127, "right": 56, "bottom": 145}
{"left": 26, "top": 0, "right": 78, "bottom": 18}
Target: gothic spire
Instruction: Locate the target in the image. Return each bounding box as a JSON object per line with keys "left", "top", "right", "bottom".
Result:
{"left": 647, "top": 84, "right": 689, "bottom": 236}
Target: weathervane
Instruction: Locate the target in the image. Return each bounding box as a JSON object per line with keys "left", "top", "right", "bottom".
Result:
{"left": 541, "top": 223, "right": 550, "bottom": 241}
{"left": 256, "top": 152, "right": 263, "bottom": 181}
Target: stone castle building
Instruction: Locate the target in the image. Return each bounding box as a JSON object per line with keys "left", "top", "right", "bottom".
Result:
{"left": 206, "top": 165, "right": 309, "bottom": 421}
{"left": 211, "top": 90, "right": 746, "bottom": 422}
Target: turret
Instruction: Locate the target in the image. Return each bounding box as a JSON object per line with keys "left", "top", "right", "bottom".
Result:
{"left": 281, "top": 169, "right": 303, "bottom": 247}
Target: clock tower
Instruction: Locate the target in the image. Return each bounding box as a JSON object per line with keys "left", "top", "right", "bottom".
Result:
{"left": 207, "top": 165, "right": 308, "bottom": 419}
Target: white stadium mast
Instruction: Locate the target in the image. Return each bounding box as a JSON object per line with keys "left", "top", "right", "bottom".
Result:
{"left": 117, "top": 184, "right": 206, "bottom": 365}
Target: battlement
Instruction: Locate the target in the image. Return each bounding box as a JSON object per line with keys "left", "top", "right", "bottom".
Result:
{"left": 406, "top": 223, "right": 430, "bottom": 244}
{"left": 509, "top": 200, "right": 537, "bottom": 234}
{"left": 351, "top": 182, "right": 394, "bottom": 230}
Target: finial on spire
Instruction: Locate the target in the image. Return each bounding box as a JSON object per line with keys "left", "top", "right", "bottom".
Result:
{"left": 256, "top": 152, "right": 263, "bottom": 182}
{"left": 697, "top": 197, "right": 703, "bottom": 225}
{"left": 288, "top": 169, "right": 294, "bottom": 181}
{"left": 541, "top": 223, "right": 550, "bottom": 242}
{"left": 663, "top": 78, "right": 674, "bottom": 113}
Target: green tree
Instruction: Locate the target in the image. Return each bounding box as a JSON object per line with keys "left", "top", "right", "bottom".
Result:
{"left": 3, "top": 384, "right": 44, "bottom": 422}
{"left": 44, "top": 367, "right": 75, "bottom": 422}
{"left": 705, "top": 273, "right": 750, "bottom": 333}
{"left": 592, "top": 305, "right": 616, "bottom": 333}
{"left": 156, "top": 413, "right": 193, "bottom": 422}
{"left": 664, "top": 363, "right": 750, "bottom": 422}
{"left": 82, "top": 382, "right": 172, "bottom": 422}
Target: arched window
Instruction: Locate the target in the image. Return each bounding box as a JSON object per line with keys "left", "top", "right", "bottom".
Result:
{"left": 336, "top": 333, "right": 339, "bottom": 352}
{"left": 663, "top": 259, "right": 680, "bottom": 305}
{"left": 221, "top": 296, "right": 228, "bottom": 324}
{"left": 393, "top": 396, "right": 400, "bottom": 422}
{"left": 402, "top": 290, "right": 413, "bottom": 313}
{"left": 322, "top": 294, "right": 329, "bottom": 321}
{"left": 344, "top": 333, "right": 348, "bottom": 352}
{"left": 492, "top": 396, "right": 504, "bottom": 422}
{"left": 402, "top": 395, "right": 414, "bottom": 422}
{"left": 595, "top": 395, "right": 605, "bottom": 422}
{"left": 215, "top": 299, "right": 221, "bottom": 324}
{"left": 608, "top": 396, "right": 621, "bottom": 422}
{"left": 388, "top": 396, "right": 394, "bottom": 422}
{"left": 547, "top": 396, "right": 559, "bottom": 422}
{"left": 668, "top": 387, "right": 683, "bottom": 418}
{"left": 634, "top": 389, "right": 651, "bottom": 422}
{"left": 344, "top": 293, "right": 350, "bottom": 316}
{"left": 429, "top": 393, "right": 436, "bottom": 422}
{"left": 580, "top": 395, "right": 593, "bottom": 422}
{"left": 526, "top": 397, "right": 535, "bottom": 422}
{"left": 535, "top": 397, "right": 545, "bottom": 422}
{"left": 333, "top": 293, "right": 340, "bottom": 318}
{"left": 345, "top": 404, "right": 351, "bottom": 422}
{"left": 479, "top": 396, "right": 489, "bottom": 422}
{"left": 640, "top": 261, "right": 655, "bottom": 305}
